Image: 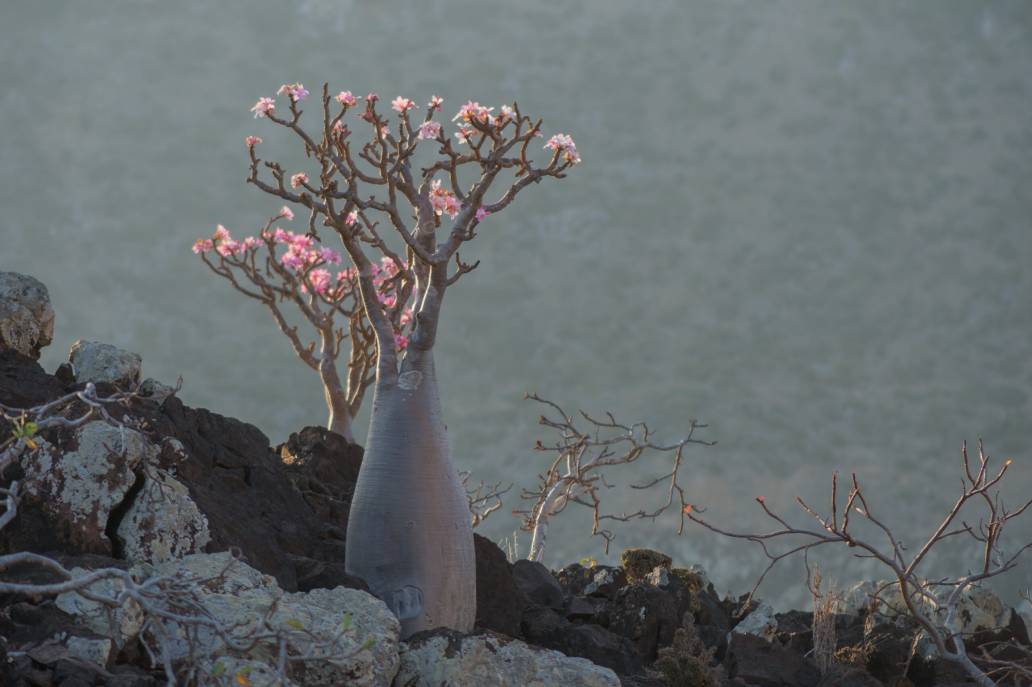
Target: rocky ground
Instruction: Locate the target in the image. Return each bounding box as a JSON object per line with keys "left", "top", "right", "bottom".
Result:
{"left": 1, "top": 271, "right": 1031, "bottom": 686}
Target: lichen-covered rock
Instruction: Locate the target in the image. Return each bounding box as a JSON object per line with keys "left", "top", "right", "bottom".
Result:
{"left": 64, "top": 635, "right": 113, "bottom": 668}
{"left": 138, "top": 552, "right": 400, "bottom": 687}
{"left": 203, "top": 657, "right": 300, "bottom": 687}
{"left": 620, "top": 548, "right": 672, "bottom": 583}
{"left": 731, "top": 601, "right": 777, "bottom": 640}
{"left": 139, "top": 378, "right": 176, "bottom": 405}
{"left": 394, "top": 629, "right": 621, "bottom": 687}
{"left": 115, "top": 467, "right": 211, "bottom": 565}
{"left": 0, "top": 272, "right": 54, "bottom": 359}
{"left": 69, "top": 340, "right": 142, "bottom": 387}
{"left": 19, "top": 421, "right": 156, "bottom": 553}
{"left": 55, "top": 568, "right": 145, "bottom": 646}
{"left": 950, "top": 586, "right": 1005, "bottom": 633}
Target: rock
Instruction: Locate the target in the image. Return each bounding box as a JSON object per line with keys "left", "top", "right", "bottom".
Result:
{"left": 951, "top": 586, "right": 1006, "bottom": 633}
{"left": 0, "top": 347, "right": 65, "bottom": 408}
{"left": 566, "top": 596, "right": 605, "bottom": 622}
{"left": 556, "top": 562, "right": 598, "bottom": 597}
{"left": 139, "top": 552, "right": 401, "bottom": 687}
{"left": 64, "top": 635, "right": 113, "bottom": 668}
{"left": 115, "top": 467, "right": 212, "bottom": 565}
{"left": 620, "top": 548, "right": 672, "bottom": 583}
{"left": 521, "top": 605, "right": 642, "bottom": 676}
{"left": 55, "top": 567, "right": 145, "bottom": 647}
{"left": 0, "top": 272, "right": 54, "bottom": 359}
{"left": 69, "top": 340, "right": 142, "bottom": 387}
{"left": 724, "top": 632, "right": 820, "bottom": 687}
{"left": 731, "top": 601, "right": 778, "bottom": 641}
{"left": 18, "top": 421, "right": 156, "bottom": 554}
{"left": 204, "top": 657, "right": 300, "bottom": 686}
{"left": 512, "top": 559, "right": 564, "bottom": 610}
{"left": 395, "top": 628, "right": 620, "bottom": 687}
{"left": 816, "top": 668, "right": 881, "bottom": 687}
{"left": 644, "top": 566, "right": 669, "bottom": 587}
{"left": 278, "top": 426, "right": 363, "bottom": 529}
{"left": 139, "top": 378, "right": 176, "bottom": 405}
{"left": 583, "top": 566, "right": 627, "bottom": 598}
{"left": 606, "top": 584, "right": 681, "bottom": 662}
{"left": 474, "top": 533, "right": 525, "bottom": 636}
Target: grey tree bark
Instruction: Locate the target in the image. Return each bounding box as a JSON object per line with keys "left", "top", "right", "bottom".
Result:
{"left": 344, "top": 348, "right": 475, "bottom": 636}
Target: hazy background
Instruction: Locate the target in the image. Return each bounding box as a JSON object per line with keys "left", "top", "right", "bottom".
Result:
{"left": 3, "top": 1, "right": 1030, "bottom": 609}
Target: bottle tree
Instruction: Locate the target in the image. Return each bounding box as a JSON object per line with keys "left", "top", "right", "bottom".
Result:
{"left": 230, "top": 82, "right": 579, "bottom": 635}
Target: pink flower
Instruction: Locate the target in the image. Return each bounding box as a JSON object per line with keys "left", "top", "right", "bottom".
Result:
{"left": 272, "top": 227, "right": 290, "bottom": 243}
{"left": 216, "top": 239, "right": 243, "bottom": 257}
{"left": 454, "top": 125, "right": 475, "bottom": 145}
{"left": 192, "top": 238, "right": 214, "bottom": 254}
{"left": 544, "top": 133, "right": 581, "bottom": 164}
{"left": 499, "top": 105, "right": 515, "bottom": 122}
{"left": 345, "top": 210, "right": 358, "bottom": 225}
{"left": 336, "top": 91, "right": 357, "bottom": 107}
{"left": 365, "top": 92, "right": 379, "bottom": 103}
{"left": 429, "top": 179, "right": 461, "bottom": 219}
{"left": 242, "top": 236, "right": 262, "bottom": 250}
{"left": 290, "top": 172, "right": 309, "bottom": 189}
{"left": 251, "top": 97, "right": 275, "bottom": 118}
{"left": 391, "top": 96, "right": 416, "bottom": 113}
{"left": 475, "top": 207, "right": 489, "bottom": 222}
{"left": 277, "top": 83, "right": 309, "bottom": 102}
{"left": 399, "top": 308, "right": 414, "bottom": 326}
{"left": 380, "top": 256, "right": 400, "bottom": 275}
{"left": 213, "top": 225, "right": 232, "bottom": 243}
{"left": 332, "top": 120, "right": 350, "bottom": 137}
{"left": 279, "top": 206, "right": 295, "bottom": 221}
{"left": 245, "top": 135, "right": 262, "bottom": 148}
{"left": 317, "top": 246, "right": 342, "bottom": 264}
{"left": 308, "top": 269, "right": 332, "bottom": 295}
{"left": 428, "top": 95, "right": 444, "bottom": 111}
{"left": 337, "top": 268, "right": 357, "bottom": 283}
{"left": 418, "top": 121, "right": 441, "bottom": 140}
{"left": 452, "top": 100, "right": 493, "bottom": 124}
{"left": 394, "top": 333, "right": 409, "bottom": 351}
{"left": 379, "top": 293, "right": 397, "bottom": 308}
{"left": 280, "top": 248, "right": 306, "bottom": 271}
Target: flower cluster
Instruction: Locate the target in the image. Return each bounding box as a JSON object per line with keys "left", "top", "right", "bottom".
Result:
{"left": 429, "top": 180, "right": 461, "bottom": 219}
{"left": 245, "top": 135, "right": 262, "bottom": 148}
{"left": 544, "top": 133, "right": 581, "bottom": 164}
{"left": 391, "top": 97, "right": 416, "bottom": 114}
{"left": 336, "top": 90, "right": 358, "bottom": 107}
{"left": 277, "top": 83, "right": 310, "bottom": 103}
{"left": 418, "top": 121, "right": 442, "bottom": 140}
{"left": 250, "top": 97, "right": 275, "bottom": 119}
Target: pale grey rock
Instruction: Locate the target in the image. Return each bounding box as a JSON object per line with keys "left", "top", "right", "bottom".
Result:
{"left": 645, "top": 566, "right": 670, "bottom": 587}
{"left": 20, "top": 422, "right": 156, "bottom": 552}
{"left": 730, "top": 601, "right": 777, "bottom": 641}
{"left": 0, "top": 271, "right": 54, "bottom": 359}
{"left": 116, "top": 467, "right": 211, "bottom": 565}
{"left": 140, "top": 377, "right": 176, "bottom": 404}
{"left": 64, "top": 635, "right": 113, "bottom": 668}
{"left": 948, "top": 586, "right": 1006, "bottom": 633}
{"left": 55, "top": 569, "right": 144, "bottom": 647}
{"left": 70, "top": 340, "right": 142, "bottom": 387}
{"left": 138, "top": 552, "right": 401, "bottom": 687}
{"left": 394, "top": 630, "right": 620, "bottom": 687}
{"left": 203, "top": 657, "right": 300, "bottom": 687}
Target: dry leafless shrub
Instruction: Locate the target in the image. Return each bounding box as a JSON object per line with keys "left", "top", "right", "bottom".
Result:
{"left": 684, "top": 440, "right": 1032, "bottom": 687}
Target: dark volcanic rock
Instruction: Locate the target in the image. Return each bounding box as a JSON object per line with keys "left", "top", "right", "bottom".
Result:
{"left": 607, "top": 584, "right": 681, "bottom": 662}
{"left": 521, "top": 604, "right": 642, "bottom": 676}
{"left": 474, "top": 534, "right": 525, "bottom": 636}
{"left": 0, "top": 348, "right": 65, "bottom": 409}
{"left": 725, "top": 632, "right": 820, "bottom": 687}
{"left": 512, "top": 559, "right": 565, "bottom": 610}
{"left": 278, "top": 426, "right": 363, "bottom": 530}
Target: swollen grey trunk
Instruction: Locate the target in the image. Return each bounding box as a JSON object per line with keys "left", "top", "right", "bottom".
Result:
{"left": 344, "top": 351, "right": 475, "bottom": 637}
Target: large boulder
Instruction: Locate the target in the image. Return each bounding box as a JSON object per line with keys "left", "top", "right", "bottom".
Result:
{"left": 0, "top": 272, "right": 54, "bottom": 359}
{"left": 606, "top": 584, "right": 681, "bottom": 662}
{"left": 724, "top": 632, "right": 820, "bottom": 687}
{"left": 394, "top": 629, "right": 620, "bottom": 687}
{"left": 15, "top": 421, "right": 156, "bottom": 554}
{"left": 137, "top": 552, "right": 401, "bottom": 687}
{"left": 619, "top": 548, "right": 672, "bottom": 583}
{"left": 521, "top": 605, "right": 642, "bottom": 676}
{"left": 512, "top": 559, "right": 564, "bottom": 609}
{"left": 69, "top": 340, "right": 142, "bottom": 388}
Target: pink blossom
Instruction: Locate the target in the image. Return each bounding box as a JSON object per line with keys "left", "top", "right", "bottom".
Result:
{"left": 452, "top": 100, "right": 493, "bottom": 124}
{"left": 332, "top": 120, "right": 350, "bottom": 137}
{"left": 345, "top": 210, "right": 358, "bottom": 225}
{"left": 242, "top": 236, "right": 262, "bottom": 250}
{"left": 391, "top": 96, "right": 416, "bottom": 113}
{"left": 454, "top": 125, "right": 475, "bottom": 145}
{"left": 280, "top": 248, "right": 306, "bottom": 272}
{"left": 308, "top": 269, "right": 332, "bottom": 295}
{"left": 317, "top": 246, "right": 342, "bottom": 264}
{"left": 418, "top": 121, "right": 442, "bottom": 140}
{"left": 394, "top": 333, "right": 409, "bottom": 351}
{"left": 379, "top": 293, "right": 397, "bottom": 308}
{"left": 277, "top": 83, "right": 309, "bottom": 102}
{"left": 279, "top": 206, "right": 295, "bottom": 221}
{"left": 216, "top": 239, "right": 243, "bottom": 257}
{"left": 499, "top": 105, "right": 515, "bottom": 122}
{"left": 192, "top": 238, "right": 214, "bottom": 254}
{"left": 336, "top": 91, "right": 357, "bottom": 107}
{"left": 380, "top": 256, "right": 400, "bottom": 276}
{"left": 251, "top": 97, "right": 275, "bottom": 118}
{"left": 245, "top": 135, "right": 263, "bottom": 148}
{"left": 290, "top": 172, "right": 309, "bottom": 189}
{"left": 399, "top": 308, "right": 414, "bottom": 326}
{"left": 272, "top": 228, "right": 290, "bottom": 243}
{"left": 213, "top": 225, "right": 232, "bottom": 243}
{"left": 475, "top": 207, "right": 489, "bottom": 222}
{"left": 365, "top": 92, "right": 379, "bottom": 103}
{"left": 544, "top": 133, "right": 581, "bottom": 164}
{"left": 289, "top": 233, "right": 314, "bottom": 250}
{"left": 337, "top": 268, "right": 357, "bottom": 283}
{"left": 428, "top": 95, "right": 444, "bottom": 111}
{"left": 429, "top": 179, "right": 461, "bottom": 219}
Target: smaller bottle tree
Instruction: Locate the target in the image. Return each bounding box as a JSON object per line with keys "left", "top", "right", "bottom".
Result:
{"left": 193, "top": 207, "right": 409, "bottom": 442}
